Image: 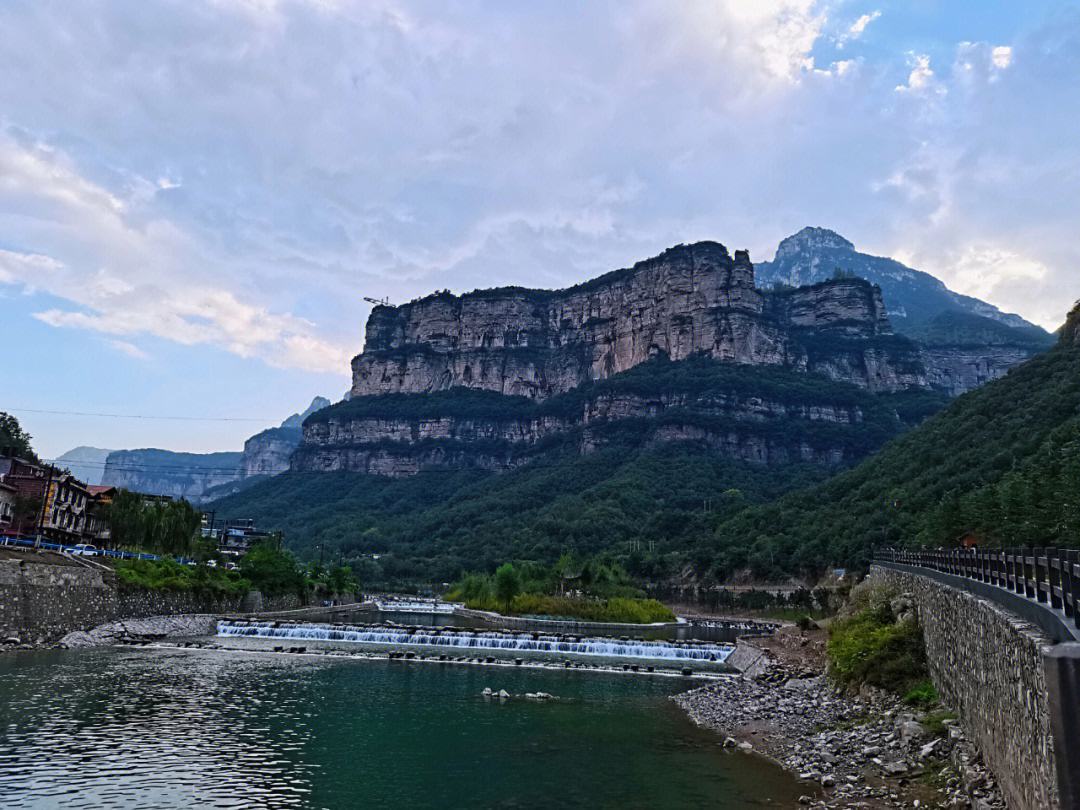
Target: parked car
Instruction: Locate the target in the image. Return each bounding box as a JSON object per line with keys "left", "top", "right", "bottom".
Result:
{"left": 69, "top": 544, "right": 99, "bottom": 556}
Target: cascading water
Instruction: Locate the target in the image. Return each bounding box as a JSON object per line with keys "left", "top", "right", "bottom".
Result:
{"left": 218, "top": 620, "right": 734, "bottom": 663}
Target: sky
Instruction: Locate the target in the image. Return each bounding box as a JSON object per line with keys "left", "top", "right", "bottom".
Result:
{"left": 2, "top": 0, "right": 1079, "bottom": 460}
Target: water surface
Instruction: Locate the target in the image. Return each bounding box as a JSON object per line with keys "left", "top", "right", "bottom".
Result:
{"left": 0, "top": 648, "right": 804, "bottom": 808}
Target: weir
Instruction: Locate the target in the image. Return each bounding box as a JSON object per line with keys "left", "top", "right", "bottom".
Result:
{"left": 217, "top": 620, "right": 734, "bottom": 663}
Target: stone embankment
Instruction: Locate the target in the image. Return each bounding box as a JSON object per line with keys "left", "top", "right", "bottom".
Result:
{"left": 870, "top": 563, "right": 1077, "bottom": 810}
{"left": 0, "top": 550, "right": 302, "bottom": 648}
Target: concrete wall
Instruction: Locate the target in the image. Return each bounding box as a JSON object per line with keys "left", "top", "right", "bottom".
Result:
{"left": 0, "top": 555, "right": 296, "bottom": 643}
{"left": 870, "top": 564, "right": 1073, "bottom": 810}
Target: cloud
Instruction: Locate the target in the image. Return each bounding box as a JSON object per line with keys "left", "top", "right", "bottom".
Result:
{"left": 0, "top": 133, "right": 351, "bottom": 373}
{"left": 838, "top": 10, "right": 881, "bottom": 47}
{"left": 895, "top": 53, "right": 942, "bottom": 94}
{"left": 992, "top": 45, "right": 1013, "bottom": 70}
{"left": 108, "top": 340, "right": 150, "bottom": 360}
{"left": 0, "top": 0, "right": 1076, "bottom": 361}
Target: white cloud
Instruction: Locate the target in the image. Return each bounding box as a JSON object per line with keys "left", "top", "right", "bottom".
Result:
{"left": 895, "top": 53, "right": 942, "bottom": 94}
{"left": 0, "top": 133, "right": 351, "bottom": 374}
{"left": 108, "top": 340, "right": 150, "bottom": 360}
{"left": 838, "top": 10, "right": 881, "bottom": 47}
{"left": 0, "top": 0, "right": 1076, "bottom": 363}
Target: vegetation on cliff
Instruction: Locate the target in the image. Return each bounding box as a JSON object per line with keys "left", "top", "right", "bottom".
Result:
{"left": 216, "top": 321, "right": 1079, "bottom": 585}
{"left": 706, "top": 334, "right": 1080, "bottom": 577}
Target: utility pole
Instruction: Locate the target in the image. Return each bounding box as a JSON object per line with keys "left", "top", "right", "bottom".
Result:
{"left": 35, "top": 466, "right": 53, "bottom": 551}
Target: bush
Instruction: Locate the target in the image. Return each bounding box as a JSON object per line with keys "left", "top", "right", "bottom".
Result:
{"left": 827, "top": 584, "right": 929, "bottom": 695}
{"left": 114, "top": 559, "right": 249, "bottom": 595}
{"left": 903, "top": 680, "right": 940, "bottom": 709}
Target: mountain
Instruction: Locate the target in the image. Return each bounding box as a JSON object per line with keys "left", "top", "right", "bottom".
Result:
{"left": 97, "top": 396, "right": 331, "bottom": 502}
{"left": 101, "top": 449, "right": 244, "bottom": 501}
{"left": 51, "top": 446, "right": 113, "bottom": 485}
{"left": 703, "top": 301, "right": 1080, "bottom": 579}
{"left": 757, "top": 227, "right": 1047, "bottom": 332}
{"left": 756, "top": 228, "right": 1053, "bottom": 395}
{"left": 306, "top": 240, "right": 938, "bottom": 477}
{"left": 212, "top": 240, "right": 958, "bottom": 576}
{"left": 241, "top": 396, "right": 331, "bottom": 477}
{"left": 353, "top": 242, "right": 924, "bottom": 400}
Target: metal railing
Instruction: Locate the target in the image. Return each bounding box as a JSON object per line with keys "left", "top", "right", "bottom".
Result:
{"left": 877, "top": 547, "right": 1080, "bottom": 632}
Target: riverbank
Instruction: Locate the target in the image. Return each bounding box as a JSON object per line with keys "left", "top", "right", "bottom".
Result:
{"left": 673, "top": 629, "right": 1006, "bottom": 809}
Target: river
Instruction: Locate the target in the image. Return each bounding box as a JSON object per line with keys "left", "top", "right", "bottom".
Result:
{"left": 0, "top": 647, "right": 807, "bottom": 808}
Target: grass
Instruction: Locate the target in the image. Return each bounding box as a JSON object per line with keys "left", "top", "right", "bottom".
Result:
{"left": 114, "top": 559, "right": 250, "bottom": 596}
{"left": 827, "top": 584, "right": 929, "bottom": 695}
{"left": 903, "top": 679, "right": 940, "bottom": 709}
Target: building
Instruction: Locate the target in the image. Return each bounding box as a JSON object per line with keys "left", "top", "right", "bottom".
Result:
{"left": 209, "top": 517, "right": 274, "bottom": 557}
{"left": 0, "top": 456, "right": 103, "bottom": 542}
{"left": 85, "top": 485, "right": 118, "bottom": 543}
{"left": 0, "top": 481, "right": 16, "bottom": 529}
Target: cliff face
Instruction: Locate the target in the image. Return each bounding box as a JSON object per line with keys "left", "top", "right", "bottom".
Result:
{"left": 352, "top": 243, "right": 925, "bottom": 399}
{"left": 101, "top": 450, "right": 243, "bottom": 502}
{"left": 241, "top": 427, "right": 302, "bottom": 477}
{"left": 294, "top": 384, "right": 870, "bottom": 477}
{"left": 297, "top": 241, "right": 945, "bottom": 479}
{"left": 239, "top": 396, "right": 332, "bottom": 478}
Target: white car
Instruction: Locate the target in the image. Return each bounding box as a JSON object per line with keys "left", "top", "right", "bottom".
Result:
{"left": 70, "top": 544, "right": 99, "bottom": 556}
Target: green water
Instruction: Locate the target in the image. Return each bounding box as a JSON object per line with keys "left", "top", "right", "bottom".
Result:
{"left": 0, "top": 648, "right": 805, "bottom": 808}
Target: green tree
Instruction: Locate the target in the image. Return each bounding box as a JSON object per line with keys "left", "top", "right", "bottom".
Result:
{"left": 493, "top": 562, "right": 520, "bottom": 612}
{"left": 240, "top": 543, "right": 307, "bottom": 597}
{"left": 0, "top": 412, "right": 38, "bottom": 462}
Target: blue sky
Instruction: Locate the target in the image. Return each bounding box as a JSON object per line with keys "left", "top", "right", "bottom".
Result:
{"left": 2, "top": 0, "right": 1078, "bottom": 459}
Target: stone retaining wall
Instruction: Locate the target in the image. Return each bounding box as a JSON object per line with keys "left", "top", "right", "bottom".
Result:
{"left": 0, "top": 555, "right": 297, "bottom": 644}
{"left": 870, "top": 564, "right": 1060, "bottom": 810}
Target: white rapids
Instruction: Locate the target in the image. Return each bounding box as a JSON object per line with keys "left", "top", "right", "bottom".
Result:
{"left": 217, "top": 620, "right": 734, "bottom": 663}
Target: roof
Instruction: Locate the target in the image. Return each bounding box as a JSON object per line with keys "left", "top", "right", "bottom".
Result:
{"left": 87, "top": 485, "right": 116, "bottom": 496}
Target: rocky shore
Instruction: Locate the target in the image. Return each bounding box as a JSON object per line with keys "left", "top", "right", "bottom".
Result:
{"left": 56, "top": 615, "right": 220, "bottom": 648}
{"left": 675, "top": 655, "right": 1006, "bottom": 809}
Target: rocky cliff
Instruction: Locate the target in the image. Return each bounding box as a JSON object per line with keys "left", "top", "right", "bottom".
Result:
{"left": 98, "top": 396, "right": 331, "bottom": 502}
{"left": 101, "top": 450, "right": 243, "bottom": 501}
{"left": 240, "top": 396, "right": 331, "bottom": 477}
{"left": 756, "top": 227, "right": 1052, "bottom": 394}
{"left": 353, "top": 242, "right": 925, "bottom": 400}
{"left": 305, "top": 241, "right": 943, "bottom": 478}
{"left": 293, "top": 378, "right": 876, "bottom": 477}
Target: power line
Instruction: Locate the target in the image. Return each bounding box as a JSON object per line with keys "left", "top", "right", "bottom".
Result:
{"left": 7, "top": 407, "right": 273, "bottom": 422}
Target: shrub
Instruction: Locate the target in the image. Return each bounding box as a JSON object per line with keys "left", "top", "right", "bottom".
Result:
{"left": 903, "top": 680, "right": 939, "bottom": 709}
{"left": 827, "top": 584, "right": 929, "bottom": 695}
{"left": 114, "top": 559, "right": 249, "bottom": 595}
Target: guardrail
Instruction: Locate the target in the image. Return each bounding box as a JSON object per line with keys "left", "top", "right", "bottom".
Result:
{"left": 877, "top": 547, "right": 1080, "bottom": 633}
{"left": 0, "top": 535, "right": 169, "bottom": 563}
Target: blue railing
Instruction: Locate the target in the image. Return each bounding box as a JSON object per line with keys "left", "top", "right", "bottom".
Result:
{"left": 0, "top": 535, "right": 162, "bottom": 562}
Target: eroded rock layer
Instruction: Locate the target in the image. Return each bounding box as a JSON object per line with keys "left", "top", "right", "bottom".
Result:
{"left": 352, "top": 243, "right": 926, "bottom": 399}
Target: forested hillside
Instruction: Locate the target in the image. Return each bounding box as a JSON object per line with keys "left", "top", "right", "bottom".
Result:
{"left": 214, "top": 358, "right": 941, "bottom": 584}
{"left": 706, "top": 305, "right": 1080, "bottom": 579}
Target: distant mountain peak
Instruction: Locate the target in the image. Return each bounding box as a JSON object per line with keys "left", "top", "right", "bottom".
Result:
{"left": 280, "top": 396, "right": 332, "bottom": 429}
{"left": 775, "top": 227, "right": 854, "bottom": 259}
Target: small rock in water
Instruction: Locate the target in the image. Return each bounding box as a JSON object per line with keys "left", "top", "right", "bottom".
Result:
{"left": 737, "top": 741, "right": 753, "bottom": 752}
{"left": 498, "top": 689, "right": 510, "bottom": 700}
{"left": 482, "top": 687, "right": 493, "bottom": 697}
